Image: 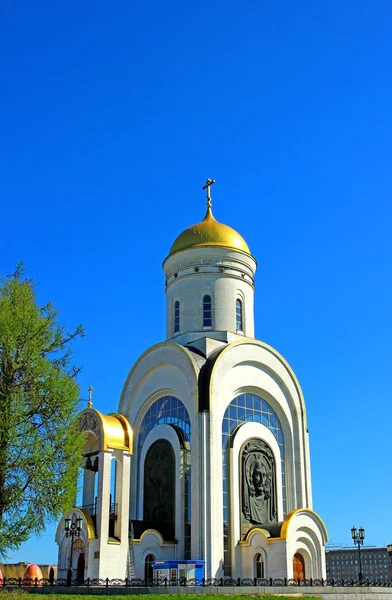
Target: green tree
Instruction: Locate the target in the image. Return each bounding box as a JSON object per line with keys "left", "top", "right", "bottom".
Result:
{"left": 0, "top": 265, "right": 85, "bottom": 555}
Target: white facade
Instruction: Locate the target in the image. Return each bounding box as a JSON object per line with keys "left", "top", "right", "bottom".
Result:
{"left": 57, "top": 198, "right": 327, "bottom": 582}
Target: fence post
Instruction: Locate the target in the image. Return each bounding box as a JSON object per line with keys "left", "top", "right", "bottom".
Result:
{"left": 18, "top": 577, "right": 22, "bottom": 588}
{"left": 183, "top": 577, "right": 187, "bottom": 587}
{"left": 86, "top": 577, "right": 90, "bottom": 588}
{"left": 284, "top": 578, "right": 287, "bottom": 586}
{"left": 269, "top": 577, "right": 272, "bottom": 586}
{"left": 220, "top": 577, "right": 223, "bottom": 586}
{"left": 35, "top": 578, "right": 38, "bottom": 588}
{"left": 2, "top": 578, "right": 5, "bottom": 589}
{"left": 237, "top": 577, "right": 241, "bottom": 586}
{"left": 202, "top": 577, "right": 205, "bottom": 587}
{"left": 164, "top": 577, "right": 168, "bottom": 588}
{"left": 254, "top": 577, "right": 257, "bottom": 586}
{"left": 310, "top": 578, "right": 313, "bottom": 586}
{"left": 125, "top": 577, "right": 128, "bottom": 587}
{"left": 105, "top": 577, "right": 109, "bottom": 588}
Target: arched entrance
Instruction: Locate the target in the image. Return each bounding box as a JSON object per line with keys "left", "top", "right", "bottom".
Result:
{"left": 145, "top": 554, "right": 155, "bottom": 582}
{"left": 254, "top": 553, "right": 264, "bottom": 578}
{"left": 293, "top": 553, "right": 305, "bottom": 580}
{"left": 76, "top": 553, "right": 85, "bottom": 584}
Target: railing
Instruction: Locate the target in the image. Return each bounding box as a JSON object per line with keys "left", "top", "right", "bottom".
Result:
{"left": 77, "top": 502, "right": 117, "bottom": 518}
{"left": 1, "top": 576, "right": 392, "bottom": 588}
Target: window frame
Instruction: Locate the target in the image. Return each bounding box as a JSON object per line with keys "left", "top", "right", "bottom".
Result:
{"left": 235, "top": 298, "right": 243, "bottom": 332}
{"left": 174, "top": 300, "right": 180, "bottom": 334}
{"left": 203, "top": 294, "right": 212, "bottom": 328}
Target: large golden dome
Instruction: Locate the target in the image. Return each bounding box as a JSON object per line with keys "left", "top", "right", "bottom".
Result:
{"left": 169, "top": 205, "right": 251, "bottom": 256}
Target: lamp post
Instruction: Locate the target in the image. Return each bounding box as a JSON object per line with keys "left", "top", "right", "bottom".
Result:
{"left": 65, "top": 516, "right": 83, "bottom": 585}
{"left": 351, "top": 526, "right": 365, "bottom": 582}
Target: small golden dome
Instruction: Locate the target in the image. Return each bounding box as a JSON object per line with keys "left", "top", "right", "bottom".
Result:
{"left": 169, "top": 205, "right": 251, "bottom": 256}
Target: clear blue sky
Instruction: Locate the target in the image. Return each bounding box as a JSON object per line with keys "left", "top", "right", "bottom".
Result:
{"left": 1, "top": 0, "right": 392, "bottom": 565}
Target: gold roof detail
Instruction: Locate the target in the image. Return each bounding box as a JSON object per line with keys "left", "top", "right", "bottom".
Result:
{"left": 168, "top": 204, "right": 251, "bottom": 256}
{"left": 79, "top": 408, "right": 133, "bottom": 453}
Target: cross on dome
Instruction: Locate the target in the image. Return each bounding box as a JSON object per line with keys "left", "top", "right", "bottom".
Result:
{"left": 87, "top": 385, "right": 93, "bottom": 408}
{"left": 202, "top": 178, "right": 216, "bottom": 208}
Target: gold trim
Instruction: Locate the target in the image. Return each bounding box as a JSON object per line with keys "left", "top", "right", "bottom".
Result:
{"left": 133, "top": 528, "right": 177, "bottom": 544}
{"left": 108, "top": 539, "right": 121, "bottom": 545}
{"left": 79, "top": 508, "right": 97, "bottom": 539}
{"left": 167, "top": 205, "right": 251, "bottom": 258}
{"left": 238, "top": 509, "right": 328, "bottom": 545}
{"left": 120, "top": 341, "right": 200, "bottom": 412}
{"left": 239, "top": 527, "right": 270, "bottom": 544}
{"left": 80, "top": 408, "right": 132, "bottom": 452}
{"left": 109, "top": 413, "right": 134, "bottom": 454}
{"left": 280, "top": 508, "right": 329, "bottom": 541}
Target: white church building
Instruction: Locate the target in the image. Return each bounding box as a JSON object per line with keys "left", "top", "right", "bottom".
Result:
{"left": 56, "top": 180, "right": 328, "bottom": 583}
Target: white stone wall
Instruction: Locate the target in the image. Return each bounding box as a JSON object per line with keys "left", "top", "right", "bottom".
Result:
{"left": 163, "top": 247, "right": 257, "bottom": 340}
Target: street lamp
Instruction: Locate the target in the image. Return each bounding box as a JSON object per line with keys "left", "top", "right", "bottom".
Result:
{"left": 351, "top": 526, "right": 365, "bottom": 581}
{"left": 65, "top": 517, "right": 83, "bottom": 585}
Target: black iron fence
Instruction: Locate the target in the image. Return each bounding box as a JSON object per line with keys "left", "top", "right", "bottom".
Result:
{"left": 1, "top": 577, "right": 392, "bottom": 588}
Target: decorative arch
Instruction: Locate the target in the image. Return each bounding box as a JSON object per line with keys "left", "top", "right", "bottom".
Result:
{"left": 222, "top": 393, "right": 285, "bottom": 577}
{"left": 143, "top": 439, "right": 175, "bottom": 536}
{"left": 138, "top": 418, "right": 191, "bottom": 558}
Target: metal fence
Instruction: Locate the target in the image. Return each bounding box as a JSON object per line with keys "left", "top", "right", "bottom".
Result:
{"left": 1, "top": 577, "right": 392, "bottom": 588}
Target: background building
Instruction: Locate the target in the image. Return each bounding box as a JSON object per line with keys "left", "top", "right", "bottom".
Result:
{"left": 326, "top": 547, "right": 389, "bottom": 580}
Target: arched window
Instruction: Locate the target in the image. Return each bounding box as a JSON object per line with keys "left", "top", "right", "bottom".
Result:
{"left": 236, "top": 299, "right": 243, "bottom": 331}
{"left": 138, "top": 396, "right": 191, "bottom": 558}
{"left": 145, "top": 554, "right": 155, "bottom": 582}
{"left": 203, "top": 295, "right": 212, "bottom": 327}
{"left": 174, "top": 301, "right": 180, "bottom": 333}
{"left": 255, "top": 553, "right": 264, "bottom": 578}
{"left": 221, "top": 393, "right": 285, "bottom": 576}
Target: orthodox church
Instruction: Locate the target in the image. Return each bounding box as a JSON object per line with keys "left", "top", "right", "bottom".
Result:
{"left": 56, "top": 180, "right": 328, "bottom": 583}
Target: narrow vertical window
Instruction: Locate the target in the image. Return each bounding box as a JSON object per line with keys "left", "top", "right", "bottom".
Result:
{"left": 203, "top": 295, "right": 212, "bottom": 327}
{"left": 236, "top": 299, "right": 243, "bottom": 331}
{"left": 174, "top": 301, "right": 180, "bottom": 333}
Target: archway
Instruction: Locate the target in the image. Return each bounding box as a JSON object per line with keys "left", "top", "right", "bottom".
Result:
{"left": 143, "top": 440, "right": 175, "bottom": 538}
{"left": 254, "top": 553, "right": 264, "bottom": 578}
{"left": 145, "top": 554, "right": 155, "bottom": 582}
{"left": 76, "top": 553, "right": 85, "bottom": 584}
{"left": 293, "top": 553, "right": 305, "bottom": 580}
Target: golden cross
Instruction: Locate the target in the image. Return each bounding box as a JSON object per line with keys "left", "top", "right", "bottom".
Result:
{"left": 202, "top": 178, "right": 216, "bottom": 207}
{"left": 88, "top": 385, "right": 93, "bottom": 408}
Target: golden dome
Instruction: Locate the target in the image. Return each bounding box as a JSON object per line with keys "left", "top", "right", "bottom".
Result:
{"left": 169, "top": 205, "right": 251, "bottom": 256}
{"left": 79, "top": 408, "right": 133, "bottom": 453}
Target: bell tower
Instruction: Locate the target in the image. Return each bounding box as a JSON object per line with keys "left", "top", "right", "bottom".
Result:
{"left": 162, "top": 180, "right": 257, "bottom": 349}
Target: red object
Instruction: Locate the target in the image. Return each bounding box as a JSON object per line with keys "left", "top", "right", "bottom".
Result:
{"left": 23, "top": 564, "right": 43, "bottom": 585}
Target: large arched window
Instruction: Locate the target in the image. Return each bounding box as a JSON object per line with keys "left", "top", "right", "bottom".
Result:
{"left": 236, "top": 299, "right": 243, "bottom": 331}
{"left": 138, "top": 396, "right": 191, "bottom": 558}
{"left": 221, "top": 393, "right": 285, "bottom": 576}
{"left": 174, "top": 301, "right": 180, "bottom": 334}
{"left": 203, "top": 295, "right": 212, "bottom": 327}
{"left": 144, "top": 440, "right": 175, "bottom": 537}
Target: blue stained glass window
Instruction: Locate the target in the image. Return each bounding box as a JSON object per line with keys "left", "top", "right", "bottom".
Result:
{"left": 203, "top": 295, "right": 212, "bottom": 327}
{"left": 221, "top": 394, "right": 285, "bottom": 576}
{"left": 138, "top": 395, "right": 191, "bottom": 558}
{"left": 174, "top": 301, "right": 180, "bottom": 333}
{"left": 236, "top": 299, "right": 243, "bottom": 330}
